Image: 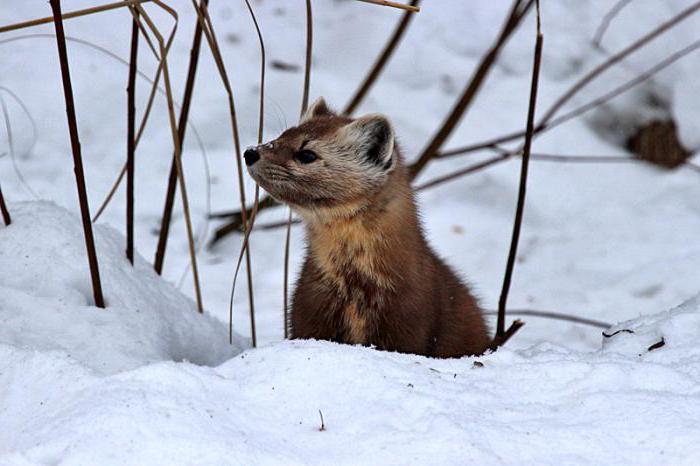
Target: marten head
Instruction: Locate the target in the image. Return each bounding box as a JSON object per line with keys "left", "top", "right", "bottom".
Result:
{"left": 245, "top": 97, "right": 396, "bottom": 217}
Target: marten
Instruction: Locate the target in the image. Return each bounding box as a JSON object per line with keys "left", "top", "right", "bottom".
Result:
{"left": 244, "top": 98, "right": 490, "bottom": 357}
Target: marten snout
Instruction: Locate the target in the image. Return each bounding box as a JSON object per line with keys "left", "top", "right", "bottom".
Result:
{"left": 243, "top": 147, "right": 260, "bottom": 166}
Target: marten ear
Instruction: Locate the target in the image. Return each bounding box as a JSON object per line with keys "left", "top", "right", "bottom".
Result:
{"left": 343, "top": 114, "right": 395, "bottom": 170}
{"left": 300, "top": 97, "right": 332, "bottom": 123}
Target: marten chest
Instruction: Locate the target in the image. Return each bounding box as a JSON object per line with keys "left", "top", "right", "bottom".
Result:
{"left": 308, "top": 225, "right": 394, "bottom": 344}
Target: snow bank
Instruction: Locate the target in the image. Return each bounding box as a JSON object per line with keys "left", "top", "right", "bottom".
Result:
{"left": 0, "top": 314, "right": 698, "bottom": 464}
{"left": 0, "top": 202, "right": 243, "bottom": 375}
{"left": 1, "top": 207, "right": 699, "bottom": 464}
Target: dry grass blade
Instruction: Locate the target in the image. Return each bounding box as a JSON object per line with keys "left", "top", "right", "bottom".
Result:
{"left": 408, "top": 0, "right": 533, "bottom": 179}
{"left": 190, "top": 0, "right": 257, "bottom": 342}
{"left": 126, "top": 8, "right": 139, "bottom": 264}
{"left": 491, "top": 0, "right": 543, "bottom": 350}
{"left": 283, "top": 0, "right": 313, "bottom": 339}
{"left": 0, "top": 0, "right": 152, "bottom": 34}
{"left": 49, "top": 0, "right": 105, "bottom": 309}
{"left": 130, "top": 0, "right": 205, "bottom": 313}
{"left": 0, "top": 87, "right": 39, "bottom": 199}
{"left": 226, "top": 0, "right": 267, "bottom": 345}
{"left": 344, "top": 0, "right": 420, "bottom": 115}
{"left": 355, "top": 0, "right": 420, "bottom": 12}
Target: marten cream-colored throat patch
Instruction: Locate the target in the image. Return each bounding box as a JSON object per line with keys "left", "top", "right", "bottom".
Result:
{"left": 309, "top": 219, "right": 395, "bottom": 292}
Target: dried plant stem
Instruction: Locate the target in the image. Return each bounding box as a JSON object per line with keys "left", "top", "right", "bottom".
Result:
{"left": 126, "top": 9, "right": 139, "bottom": 264}
{"left": 300, "top": 0, "right": 313, "bottom": 118}
{"left": 0, "top": 0, "right": 152, "bottom": 34}
{"left": 132, "top": 1, "right": 204, "bottom": 313}
{"left": 154, "top": 0, "right": 208, "bottom": 274}
{"left": 191, "top": 1, "right": 256, "bottom": 340}
{"left": 414, "top": 154, "right": 510, "bottom": 191}
{"left": 408, "top": 0, "right": 533, "bottom": 179}
{"left": 355, "top": 0, "right": 420, "bottom": 12}
{"left": 484, "top": 309, "right": 611, "bottom": 329}
{"left": 344, "top": 0, "right": 421, "bottom": 114}
{"left": 227, "top": 0, "right": 266, "bottom": 345}
{"left": 283, "top": 0, "right": 314, "bottom": 339}
{"left": 592, "top": 0, "right": 634, "bottom": 49}
{"left": 0, "top": 184, "right": 10, "bottom": 226}
{"left": 492, "top": 0, "right": 543, "bottom": 350}
{"left": 49, "top": 0, "right": 105, "bottom": 308}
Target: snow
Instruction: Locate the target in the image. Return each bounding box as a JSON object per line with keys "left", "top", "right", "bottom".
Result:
{"left": 0, "top": 202, "right": 242, "bottom": 375}
{"left": 1, "top": 0, "right": 700, "bottom": 464}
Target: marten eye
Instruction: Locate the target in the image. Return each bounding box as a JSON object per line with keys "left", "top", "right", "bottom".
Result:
{"left": 294, "top": 149, "right": 318, "bottom": 164}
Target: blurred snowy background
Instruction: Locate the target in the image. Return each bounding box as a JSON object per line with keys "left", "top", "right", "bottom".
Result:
{"left": 1, "top": 1, "right": 700, "bottom": 464}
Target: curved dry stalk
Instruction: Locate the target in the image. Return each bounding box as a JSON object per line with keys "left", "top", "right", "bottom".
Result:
{"left": 592, "top": 0, "right": 634, "bottom": 50}
{"left": 227, "top": 0, "right": 267, "bottom": 345}
{"left": 129, "top": 1, "right": 204, "bottom": 313}
{"left": 344, "top": 0, "right": 421, "bottom": 115}
{"left": 0, "top": 87, "right": 39, "bottom": 199}
{"left": 190, "top": 0, "right": 257, "bottom": 342}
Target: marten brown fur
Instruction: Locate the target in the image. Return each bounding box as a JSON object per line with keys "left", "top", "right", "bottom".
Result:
{"left": 245, "top": 98, "right": 490, "bottom": 357}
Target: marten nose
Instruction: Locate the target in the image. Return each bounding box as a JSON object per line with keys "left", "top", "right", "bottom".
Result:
{"left": 244, "top": 148, "right": 260, "bottom": 166}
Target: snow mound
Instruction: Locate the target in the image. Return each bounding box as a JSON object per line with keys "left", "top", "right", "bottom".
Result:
{"left": 0, "top": 201, "right": 243, "bottom": 375}
{"left": 603, "top": 294, "right": 700, "bottom": 361}
{"left": 2, "top": 295, "right": 699, "bottom": 464}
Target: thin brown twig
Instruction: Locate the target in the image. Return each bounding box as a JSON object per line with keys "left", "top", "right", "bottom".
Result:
{"left": 154, "top": 0, "right": 209, "bottom": 274}
{"left": 132, "top": 1, "right": 205, "bottom": 313}
{"left": 492, "top": 0, "right": 543, "bottom": 350}
{"left": 0, "top": 0, "right": 152, "bottom": 34}
{"left": 355, "top": 0, "right": 420, "bottom": 12}
{"left": 484, "top": 309, "right": 611, "bottom": 329}
{"left": 0, "top": 183, "right": 10, "bottom": 226}
{"left": 414, "top": 154, "right": 510, "bottom": 191}
{"left": 191, "top": 0, "right": 256, "bottom": 338}
{"left": 408, "top": 0, "right": 534, "bottom": 178}
{"left": 126, "top": 7, "right": 139, "bottom": 265}
{"left": 227, "top": 0, "right": 266, "bottom": 346}
{"left": 344, "top": 0, "right": 421, "bottom": 115}
{"left": 49, "top": 0, "right": 105, "bottom": 308}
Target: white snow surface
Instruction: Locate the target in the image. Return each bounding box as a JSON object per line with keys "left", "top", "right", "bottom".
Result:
{"left": 1, "top": 0, "right": 700, "bottom": 464}
{"left": 0, "top": 202, "right": 243, "bottom": 375}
